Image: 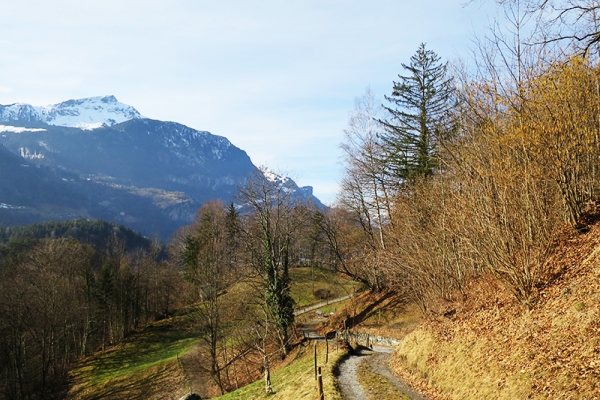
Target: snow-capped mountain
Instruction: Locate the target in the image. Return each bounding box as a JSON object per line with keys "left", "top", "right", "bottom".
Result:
{"left": 0, "top": 95, "right": 326, "bottom": 238}
{"left": 0, "top": 95, "right": 142, "bottom": 130}
{"left": 261, "top": 166, "right": 292, "bottom": 186}
{"left": 260, "top": 166, "right": 324, "bottom": 208}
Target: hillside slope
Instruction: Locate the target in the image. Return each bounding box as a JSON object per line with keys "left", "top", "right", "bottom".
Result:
{"left": 391, "top": 220, "right": 600, "bottom": 399}
{"left": 0, "top": 141, "right": 196, "bottom": 238}
{"left": 65, "top": 267, "right": 356, "bottom": 399}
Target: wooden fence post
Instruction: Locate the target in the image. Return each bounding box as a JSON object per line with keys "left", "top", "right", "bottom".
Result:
{"left": 317, "top": 366, "right": 324, "bottom": 400}
{"left": 314, "top": 342, "right": 318, "bottom": 380}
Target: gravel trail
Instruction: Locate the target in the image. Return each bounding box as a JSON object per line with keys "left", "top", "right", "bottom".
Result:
{"left": 366, "top": 351, "right": 429, "bottom": 400}
{"left": 335, "top": 347, "right": 372, "bottom": 400}
{"left": 335, "top": 346, "right": 429, "bottom": 400}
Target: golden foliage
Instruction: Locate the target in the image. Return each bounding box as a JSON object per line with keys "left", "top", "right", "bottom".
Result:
{"left": 378, "top": 56, "right": 600, "bottom": 309}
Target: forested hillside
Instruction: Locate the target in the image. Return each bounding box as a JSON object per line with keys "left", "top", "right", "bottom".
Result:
{"left": 1, "top": 219, "right": 154, "bottom": 251}
{"left": 0, "top": 172, "right": 350, "bottom": 399}
{"left": 333, "top": 0, "right": 600, "bottom": 316}
{"left": 328, "top": 1, "right": 600, "bottom": 398}
{"left": 0, "top": 218, "right": 182, "bottom": 399}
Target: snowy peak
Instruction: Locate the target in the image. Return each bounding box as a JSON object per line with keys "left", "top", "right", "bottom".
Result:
{"left": 43, "top": 95, "right": 143, "bottom": 129}
{"left": 258, "top": 166, "right": 325, "bottom": 209}
{"left": 0, "top": 95, "right": 143, "bottom": 130}
{"left": 260, "top": 166, "right": 292, "bottom": 186}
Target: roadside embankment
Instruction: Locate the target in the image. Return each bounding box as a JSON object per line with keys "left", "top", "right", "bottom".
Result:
{"left": 390, "top": 223, "right": 600, "bottom": 399}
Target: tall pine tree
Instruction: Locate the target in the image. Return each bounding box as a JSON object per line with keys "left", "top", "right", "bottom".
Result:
{"left": 379, "top": 43, "right": 454, "bottom": 182}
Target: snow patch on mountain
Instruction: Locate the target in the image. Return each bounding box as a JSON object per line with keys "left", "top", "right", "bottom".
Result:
{"left": 0, "top": 96, "right": 143, "bottom": 129}
{"left": 252, "top": 166, "right": 325, "bottom": 209}
{"left": 260, "top": 166, "right": 291, "bottom": 186}
{"left": 0, "top": 125, "right": 46, "bottom": 134}
{"left": 0, "top": 203, "right": 24, "bottom": 210}
{"left": 76, "top": 122, "right": 105, "bottom": 130}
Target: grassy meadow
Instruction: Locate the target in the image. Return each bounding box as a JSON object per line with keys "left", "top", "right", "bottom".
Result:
{"left": 66, "top": 266, "right": 360, "bottom": 399}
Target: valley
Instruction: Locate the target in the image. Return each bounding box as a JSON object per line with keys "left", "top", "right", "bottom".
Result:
{"left": 65, "top": 267, "right": 365, "bottom": 400}
{"left": 5, "top": 2, "right": 600, "bottom": 397}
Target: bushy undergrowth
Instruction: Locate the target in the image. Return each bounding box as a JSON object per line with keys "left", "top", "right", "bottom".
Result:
{"left": 390, "top": 220, "right": 600, "bottom": 399}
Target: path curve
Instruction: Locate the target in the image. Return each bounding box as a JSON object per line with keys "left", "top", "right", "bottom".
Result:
{"left": 335, "top": 347, "right": 371, "bottom": 400}
{"left": 299, "top": 319, "right": 324, "bottom": 340}
{"left": 335, "top": 346, "right": 429, "bottom": 400}
{"left": 297, "top": 310, "right": 428, "bottom": 400}
{"left": 294, "top": 294, "right": 354, "bottom": 316}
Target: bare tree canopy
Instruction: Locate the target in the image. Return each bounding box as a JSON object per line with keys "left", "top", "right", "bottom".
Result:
{"left": 484, "top": 0, "right": 600, "bottom": 57}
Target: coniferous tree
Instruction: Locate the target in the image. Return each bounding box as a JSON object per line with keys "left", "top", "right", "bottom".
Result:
{"left": 225, "top": 202, "right": 241, "bottom": 265}
{"left": 379, "top": 43, "right": 454, "bottom": 182}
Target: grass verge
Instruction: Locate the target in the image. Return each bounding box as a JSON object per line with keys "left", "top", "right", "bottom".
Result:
{"left": 357, "top": 353, "right": 410, "bottom": 400}
{"left": 216, "top": 341, "right": 346, "bottom": 400}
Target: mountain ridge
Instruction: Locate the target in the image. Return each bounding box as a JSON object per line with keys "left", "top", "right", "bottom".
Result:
{"left": 0, "top": 95, "right": 143, "bottom": 130}
{"left": 0, "top": 96, "right": 325, "bottom": 239}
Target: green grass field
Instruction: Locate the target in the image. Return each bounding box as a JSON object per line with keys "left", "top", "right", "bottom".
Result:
{"left": 68, "top": 317, "right": 198, "bottom": 399}
{"left": 289, "top": 266, "right": 363, "bottom": 309}
{"left": 66, "top": 266, "right": 361, "bottom": 399}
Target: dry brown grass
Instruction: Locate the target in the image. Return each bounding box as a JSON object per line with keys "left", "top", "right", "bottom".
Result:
{"left": 320, "top": 290, "right": 421, "bottom": 340}
{"left": 390, "top": 220, "right": 600, "bottom": 399}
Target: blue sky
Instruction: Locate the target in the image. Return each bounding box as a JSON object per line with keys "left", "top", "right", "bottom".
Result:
{"left": 0, "top": 0, "right": 499, "bottom": 205}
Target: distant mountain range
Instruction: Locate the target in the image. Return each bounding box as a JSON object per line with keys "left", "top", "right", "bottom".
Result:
{"left": 0, "top": 96, "right": 324, "bottom": 240}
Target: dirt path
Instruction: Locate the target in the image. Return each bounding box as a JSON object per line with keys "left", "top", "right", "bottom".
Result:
{"left": 335, "top": 347, "right": 429, "bottom": 400}
{"left": 294, "top": 294, "right": 354, "bottom": 316}
{"left": 179, "top": 344, "right": 210, "bottom": 398}
{"left": 298, "top": 314, "right": 427, "bottom": 400}
{"left": 299, "top": 318, "right": 326, "bottom": 340}
{"left": 335, "top": 347, "right": 372, "bottom": 400}
{"left": 366, "top": 351, "right": 429, "bottom": 400}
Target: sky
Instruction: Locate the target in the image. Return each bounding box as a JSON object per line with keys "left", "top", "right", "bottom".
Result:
{"left": 0, "top": 0, "right": 500, "bottom": 206}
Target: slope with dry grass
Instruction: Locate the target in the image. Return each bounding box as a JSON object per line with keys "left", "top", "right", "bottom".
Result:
{"left": 390, "top": 221, "right": 600, "bottom": 399}
{"left": 320, "top": 290, "right": 422, "bottom": 340}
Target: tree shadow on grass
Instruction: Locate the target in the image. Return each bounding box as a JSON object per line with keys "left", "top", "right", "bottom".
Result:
{"left": 346, "top": 291, "right": 408, "bottom": 328}
{"left": 68, "top": 324, "right": 200, "bottom": 400}
{"left": 82, "top": 359, "right": 187, "bottom": 400}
